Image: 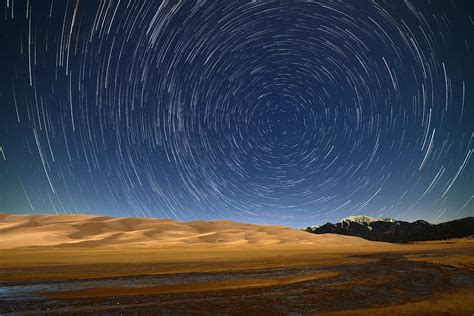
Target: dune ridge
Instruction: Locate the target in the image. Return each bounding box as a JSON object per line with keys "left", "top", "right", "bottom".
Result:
{"left": 0, "top": 212, "right": 378, "bottom": 249}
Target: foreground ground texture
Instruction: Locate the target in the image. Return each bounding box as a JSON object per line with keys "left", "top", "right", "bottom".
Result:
{"left": 0, "top": 213, "right": 473, "bottom": 315}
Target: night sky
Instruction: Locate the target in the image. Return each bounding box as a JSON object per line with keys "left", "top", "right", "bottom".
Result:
{"left": 0, "top": 1, "right": 473, "bottom": 228}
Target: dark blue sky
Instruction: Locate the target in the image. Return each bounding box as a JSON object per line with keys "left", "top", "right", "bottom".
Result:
{"left": 0, "top": 1, "right": 473, "bottom": 227}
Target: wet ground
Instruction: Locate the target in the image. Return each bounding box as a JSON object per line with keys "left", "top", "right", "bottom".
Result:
{"left": 1, "top": 253, "right": 473, "bottom": 315}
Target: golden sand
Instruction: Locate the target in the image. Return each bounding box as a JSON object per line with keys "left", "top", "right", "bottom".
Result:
{"left": 1, "top": 213, "right": 473, "bottom": 315}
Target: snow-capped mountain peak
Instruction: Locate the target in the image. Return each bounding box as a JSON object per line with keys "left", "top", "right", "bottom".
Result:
{"left": 340, "top": 215, "right": 396, "bottom": 225}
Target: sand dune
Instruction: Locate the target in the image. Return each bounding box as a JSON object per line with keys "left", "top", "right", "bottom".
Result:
{"left": 1, "top": 212, "right": 473, "bottom": 283}
{"left": 1, "top": 213, "right": 473, "bottom": 315}
{"left": 0, "top": 212, "right": 382, "bottom": 249}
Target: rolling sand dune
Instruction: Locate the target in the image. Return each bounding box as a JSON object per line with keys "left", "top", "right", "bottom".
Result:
{"left": 1, "top": 213, "right": 473, "bottom": 315}
{"left": 0, "top": 212, "right": 387, "bottom": 249}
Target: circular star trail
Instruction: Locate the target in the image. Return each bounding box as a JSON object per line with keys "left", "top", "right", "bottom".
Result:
{"left": 0, "top": 1, "right": 473, "bottom": 226}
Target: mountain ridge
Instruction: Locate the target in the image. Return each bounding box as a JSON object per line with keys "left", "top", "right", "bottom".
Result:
{"left": 304, "top": 216, "right": 474, "bottom": 243}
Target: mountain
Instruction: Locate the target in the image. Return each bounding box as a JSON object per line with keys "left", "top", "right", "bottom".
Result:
{"left": 304, "top": 216, "right": 474, "bottom": 243}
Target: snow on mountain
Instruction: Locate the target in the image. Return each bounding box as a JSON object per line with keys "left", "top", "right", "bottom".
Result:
{"left": 340, "top": 216, "right": 396, "bottom": 225}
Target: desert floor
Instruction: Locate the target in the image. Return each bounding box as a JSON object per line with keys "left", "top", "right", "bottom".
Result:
{"left": 0, "top": 213, "right": 473, "bottom": 315}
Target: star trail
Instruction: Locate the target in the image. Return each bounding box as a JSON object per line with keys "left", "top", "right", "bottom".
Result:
{"left": 0, "top": 1, "right": 473, "bottom": 227}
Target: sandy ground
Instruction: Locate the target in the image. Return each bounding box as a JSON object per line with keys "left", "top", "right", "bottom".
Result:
{"left": 1, "top": 213, "right": 473, "bottom": 315}
{"left": 316, "top": 290, "right": 474, "bottom": 316}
